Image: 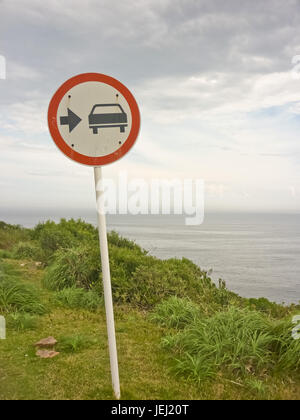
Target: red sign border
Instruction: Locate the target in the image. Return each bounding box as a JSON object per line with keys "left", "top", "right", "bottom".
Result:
{"left": 48, "top": 73, "right": 140, "bottom": 166}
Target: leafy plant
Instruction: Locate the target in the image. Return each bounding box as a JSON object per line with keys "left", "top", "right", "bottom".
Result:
{"left": 160, "top": 307, "right": 300, "bottom": 382}
{"left": 57, "top": 334, "right": 97, "bottom": 353}
{"left": 108, "top": 230, "right": 145, "bottom": 252}
{"left": 150, "top": 296, "right": 202, "bottom": 329}
{"left": 0, "top": 221, "right": 30, "bottom": 250}
{"left": 246, "top": 297, "right": 291, "bottom": 318}
{"left": 245, "top": 378, "right": 266, "bottom": 395}
{"left": 12, "top": 241, "right": 43, "bottom": 261}
{"left": 43, "top": 245, "right": 101, "bottom": 290}
{"left": 0, "top": 249, "right": 13, "bottom": 259}
{"left": 54, "top": 287, "right": 102, "bottom": 311}
{"left": 0, "top": 277, "right": 46, "bottom": 315}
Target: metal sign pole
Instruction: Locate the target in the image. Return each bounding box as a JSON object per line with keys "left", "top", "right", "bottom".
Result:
{"left": 94, "top": 166, "right": 120, "bottom": 400}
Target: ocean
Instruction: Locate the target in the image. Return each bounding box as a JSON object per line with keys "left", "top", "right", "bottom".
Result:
{"left": 1, "top": 210, "right": 299, "bottom": 305}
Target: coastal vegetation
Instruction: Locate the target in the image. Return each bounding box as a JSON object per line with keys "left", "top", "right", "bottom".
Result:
{"left": 0, "top": 219, "right": 299, "bottom": 400}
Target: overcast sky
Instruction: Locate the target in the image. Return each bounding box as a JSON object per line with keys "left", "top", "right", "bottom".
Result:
{"left": 1, "top": 0, "right": 300, "bottom": 216}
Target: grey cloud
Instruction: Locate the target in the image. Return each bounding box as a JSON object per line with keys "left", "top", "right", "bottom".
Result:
{"left": 1, "top": 0, "right": 300, "bottom": 107}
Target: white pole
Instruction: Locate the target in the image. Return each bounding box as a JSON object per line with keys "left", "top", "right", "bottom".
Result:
{"left": 94, "top": 166, "right": 120, "bottom": 400}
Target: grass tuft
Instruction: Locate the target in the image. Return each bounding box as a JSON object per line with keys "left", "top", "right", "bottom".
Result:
{"left": 159, "top": 306, "right": 300, "bottom": 382}
{"left": 57, "top": 334, "right": 98, "bottom": 353}
{"left": 43, "top": 245, "right": 101, "bottom": 291}
{"left": 7, "top": 312, "right": 38, "bottom": 331}
{"left": 0, "top": 266, "right": 46, "bottom": 315}
{"left": 150, "top": 296, "right": 202, "bottom": 329}
{"left": 53, "top": 287, "right": 102, "bottom": 311}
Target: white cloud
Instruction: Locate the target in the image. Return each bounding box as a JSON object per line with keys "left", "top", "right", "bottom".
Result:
{"left": 1, "top": 0, "right": 300, "bottom": 212}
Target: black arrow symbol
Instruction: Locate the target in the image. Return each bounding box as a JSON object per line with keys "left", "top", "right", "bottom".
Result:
{"left": 60, "top": 108, "right": 82, "bottom": 132}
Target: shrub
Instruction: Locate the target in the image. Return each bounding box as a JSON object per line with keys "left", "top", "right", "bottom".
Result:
{"left": 108, "top": 230, "right": 145, "bottom": 252}
{"left": 43, "top": 245, "right": 101, "bottom": 291}
{"left": 44, "top": 245, "right": 236, "bottom": 310}
{"left": 0, "top": 249, "right": 13, "bottom": 259}
{"left": 269, "top": 318, "right": 300, "bottom": 372}
{"left": 110, "top": 245, "right": 151, "bottom": 279}
{"left": 0, "top": 276, "right": 46, "bottom": 315}
{"left": 39, "top": 227, "right": 293, "bottom": 317}
{"left": 0, "top": 222, "right": 30, "bottom": 250}
{"left": 114, "top": 257, "right": 217, "bottom": 308}
{"left": 161, "top": 307, "right": 300, "bottom": 382}
{"left": 31, "top": 219, "right": 100, "bottom": 265}
{"left": 246, "top": 297, "right": 290, "bottom": 319}
{"left": 12, "top": 241, "right": 43, "bottom": 261}
{"left": 150, "top": 297, "right": 202, "bottom": 329}
{"left": 33, "top": 219, "right": 97, "bottom": 242}
{"left": 39, "top": 227, "right": 75, "bottom": 260}
{"left": 112, "top": 262, "right": 172, "bottom": 307}
{"left": 54, "top": 287, "right": 102, "bottom": 311}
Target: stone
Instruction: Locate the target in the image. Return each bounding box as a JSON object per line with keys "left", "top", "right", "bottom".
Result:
{"left": 34, "top": 336, "right": 57, "bottom": 348}
{"left": 36, "top": 349, "right": 59, "bottom": 359}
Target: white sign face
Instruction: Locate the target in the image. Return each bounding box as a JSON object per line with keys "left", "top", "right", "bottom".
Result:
{"left": 57, "top": 82, "right": 132, "bottom": 157}
{"left": 48, "top": 73, "right": 140, "bottom": 166}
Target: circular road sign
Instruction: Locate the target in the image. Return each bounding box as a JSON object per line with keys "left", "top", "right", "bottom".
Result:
{"left": 48, "top": 73, "right": 140, "bottom": 166}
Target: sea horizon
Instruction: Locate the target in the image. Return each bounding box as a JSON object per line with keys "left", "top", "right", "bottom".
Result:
{"left": 0, "top": 209, "right": 299, "bottom": 306}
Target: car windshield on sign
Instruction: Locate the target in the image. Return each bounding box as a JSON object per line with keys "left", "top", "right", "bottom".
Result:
{"left": 93, "top": 105, "right": 121, "bottom": 113}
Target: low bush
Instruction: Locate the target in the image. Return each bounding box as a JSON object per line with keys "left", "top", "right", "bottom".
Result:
{"left": 38, "top": 224, "right": 297, "bottom": 317}
{"left": 12, "top": 241, "right": 43, "bottom": 261}
{"left": 38, "top": 227, "right": 75, "bottom": 264}
{"left": 150, "top": 296, "right": 202, "bottom": 329}
{"left": 108, "top": 230, "right": 145, "bottom": 253}
{"left": 116, "top": 258, "right": 219, "bottom": 308}
{"left": 246, "top": 297, "right": 291, "bottom": 319}
{"left": 44, "top": 238, "right": 245, "bottom": 310}
{"left": 0, "top": 249, "right": 13, "bottom": 259}
{"left": 0, "top": 276, "right": 46, "bottom": 315}
{"left": 269, "top": 318, "right": 300, "bottom": 372}
{"left": 160, "top": 307, "right": 300, "bottom": 382}
{"left": 54, "top": 287, "right": 102, "bottom": 311}
{"left": 43, "top": 245, "right": 101, "bottom": 290}
{"left": 0, "top": 222, "right": 30, "bottom": 250}
{"left": 110, "top": 244, "right": 153, "bottom": 281}
{"left": 29, "top": 219, "right": 98, "bottom": 265}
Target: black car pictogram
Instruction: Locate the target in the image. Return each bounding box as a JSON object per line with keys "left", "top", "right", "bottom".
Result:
{"left": 88, "top": 104, "right": 128, "bottom": 134}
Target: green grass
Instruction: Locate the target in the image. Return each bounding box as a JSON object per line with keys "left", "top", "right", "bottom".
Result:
{"left": 150, "top": 296, "right": 202, "bottom": 329}
{"left": 0, "top": 222, "right": 30, "bottom": 250}
{"left": 0, "top": 219, "right": 299, "bottom": 400}
{"left": 157, "top": 306, "right": 300, "bottom": 382}
{"left": 1, "top": 295, "right": 299, "bottom": 400}
{"left": 12, "top": 241, "right": 44, "bottom": 261}
{"left": 0, "top": 261, "right": 46, "bottom": 315}
{"left": 57, "top": 334, "right": 98, "bottom": 353}
{"left": 7, "top": 312, "right": 38, "bottom": 331}
{"left": 53, "top": 287, "right": 102, "bottom": 311}
{"left": 43, "top": 245, "right": 101, "bottom": 291}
